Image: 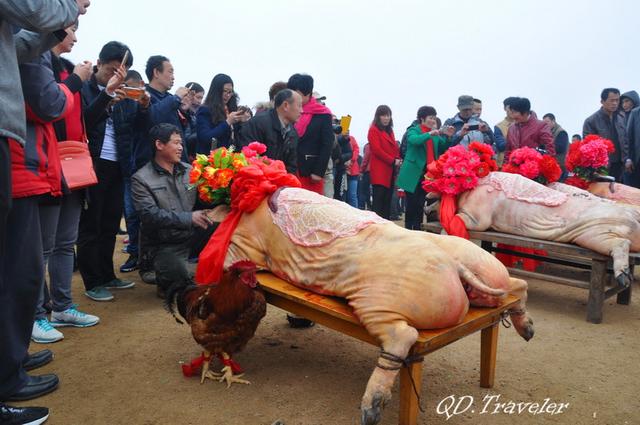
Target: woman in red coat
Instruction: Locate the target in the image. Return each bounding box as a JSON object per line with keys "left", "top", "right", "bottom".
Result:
{"left": 367, "top": 105, "right": 400, "bottom": 219}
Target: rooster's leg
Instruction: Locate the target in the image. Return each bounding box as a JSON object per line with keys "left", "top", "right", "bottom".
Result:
{"left": 218, "top": 352, "right": 250, "bottom": 388}
{"left": 200, "top": 351, "right": 222, "bottom": 384}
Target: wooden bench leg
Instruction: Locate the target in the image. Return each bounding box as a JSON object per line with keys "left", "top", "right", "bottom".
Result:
{"left": 617, "top": 264, "right": 633, "bottom": 305}
{"left": 480, "top": 322, "right": 499, "bottom": 388}
{"left": 399, "top": 358, "right": 423, "bottom": 425}
{"left": 587, "top": 260, "right": 606, "bottom": 323}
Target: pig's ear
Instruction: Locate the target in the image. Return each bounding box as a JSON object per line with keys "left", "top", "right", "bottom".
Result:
{"left": 206, "top": 204, "right": 231, "bottom": 223}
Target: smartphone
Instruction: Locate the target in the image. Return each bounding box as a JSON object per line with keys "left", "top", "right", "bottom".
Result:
{"left": 467, "top": 124, "right": 480, "bottom": 131}
{"left": 120, "top": 50, "right": 129, "bottom": 67}
{"left": 122, "top": 86, "right": 145, "bottom": 100}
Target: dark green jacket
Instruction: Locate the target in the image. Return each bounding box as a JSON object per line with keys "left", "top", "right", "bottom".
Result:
{"left": 396, "top": 124, "right": 449, "bottom": 193}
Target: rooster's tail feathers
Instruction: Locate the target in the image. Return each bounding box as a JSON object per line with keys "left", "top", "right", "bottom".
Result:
{"left": 164, "top": 278, "right": 197, "bottom": 324}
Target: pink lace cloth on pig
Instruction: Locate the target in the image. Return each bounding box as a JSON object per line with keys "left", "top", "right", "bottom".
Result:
{"left": 479, "top": 172, "right": 568, "bottom": 206}
{"left": 269, "top": 188, "right": 388, "bottom": 246}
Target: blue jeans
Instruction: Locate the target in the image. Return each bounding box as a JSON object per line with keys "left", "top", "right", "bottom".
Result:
{"left": 346, "top": 175, "right": 358, "bottom": 208}
{"left": 36, "top": 192, "right": 82, "bottom": 318}
{"left": 123, "top": 177, "right": 139, "bottom": 256}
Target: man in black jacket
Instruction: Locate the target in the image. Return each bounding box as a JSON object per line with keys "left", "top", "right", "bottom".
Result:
{"left": 131, "top": 124, "right": 211, "bottom": 296}
{"left": 77, "top": 41, "right": 145, "bottom": 302}
{"left": 625, "top": 104, "right": 640, "bottom": 188}
{"left": 237, "top": 88, "right": 302, "bottom": 173}
{"left": 583, "top": 88, "right": 628, "bottom": 182}
{"left": 287, "top": 73, "right": 333, "bottom": 194}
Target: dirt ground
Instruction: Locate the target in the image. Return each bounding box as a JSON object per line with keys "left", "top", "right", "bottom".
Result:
{"left": 17, "top": 233, "right": 640, "bottom": 425}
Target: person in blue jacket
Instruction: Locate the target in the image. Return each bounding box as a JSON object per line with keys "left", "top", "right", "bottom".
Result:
{"left": 196, "top": 73, "right": 250, "bottom": 153}
{"left": 133, "top": 55, "right": 192, "bottom": 171}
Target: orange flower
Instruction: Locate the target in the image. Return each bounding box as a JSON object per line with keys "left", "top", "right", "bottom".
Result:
{"left": 189, "top": 166, "right": 202, "bottom": 183}
{"left": 197, "top": 185, "right": 213, "bottom": 202}
{"left": 215, "top": 168, "right": 234, "bottom": 188}
{"left": 232, "top": 158, "right": 246, "bottom": 170}
{"left": 202, "top": 166, "right": 216, "bottom": 180}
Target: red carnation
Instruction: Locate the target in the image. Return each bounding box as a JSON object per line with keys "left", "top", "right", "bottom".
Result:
{"left": 539, "top": 155, "right": 561, "bottom": 183}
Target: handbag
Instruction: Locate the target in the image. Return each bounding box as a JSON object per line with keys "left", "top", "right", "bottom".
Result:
{"left": 58, "top": 139, "right": 98, "bottom": 190}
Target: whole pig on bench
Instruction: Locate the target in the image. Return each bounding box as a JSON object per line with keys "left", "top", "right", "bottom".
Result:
{"left": 202, "top": 187, "right": 533, "bottom": 425}
{"left": 450, "top": 172, "right": 640, "bottom": 287}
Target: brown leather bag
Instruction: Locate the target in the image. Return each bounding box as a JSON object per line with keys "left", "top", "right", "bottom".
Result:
{"left": 58, "top": 140, "right": 98, "bottom": 190}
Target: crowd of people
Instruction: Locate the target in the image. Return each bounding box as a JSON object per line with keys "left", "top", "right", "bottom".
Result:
{"left": 2, "top": 2, "right": 640, "bottom": 424}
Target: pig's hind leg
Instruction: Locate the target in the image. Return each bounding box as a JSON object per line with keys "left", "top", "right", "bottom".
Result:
{"left": 359, "top": 318, "right": 418, "bottom": 425}
{"left": 610, "top": 239, "right": 633, "bottom": 288}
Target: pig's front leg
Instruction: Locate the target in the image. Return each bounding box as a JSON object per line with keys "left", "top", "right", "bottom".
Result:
{"left": 360, "top": 320, "right": 418, "bottom": 425}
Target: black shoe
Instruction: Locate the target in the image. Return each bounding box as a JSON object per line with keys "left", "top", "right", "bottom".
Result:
{"left": 0, "top": 403, "right": 49, "bottom": 425}
{"left": 7, "top": 374, "right": 59, "bottom": 402}
{"left": 23, "top": 350, "right": 53, "bottom": 372}
{"left": 286, "top": 314, "right": 315, "bottom": 329}
{"left": 119, "top": 255, "right": 138, "bottom": 273}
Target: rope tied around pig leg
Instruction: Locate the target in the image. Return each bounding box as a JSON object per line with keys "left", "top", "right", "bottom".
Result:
{"left": 500, "top": 311, "right": 512, "bottom": 328}
{"left": 376, "top": 350, "right": 427, "bottom": 412}
{"left": 501, "top": 308, "right": 526, "bottom": 328}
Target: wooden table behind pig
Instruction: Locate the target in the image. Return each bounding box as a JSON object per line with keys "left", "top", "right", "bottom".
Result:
{"left": 205, "top": 187, "right": 533, "bottom": 425}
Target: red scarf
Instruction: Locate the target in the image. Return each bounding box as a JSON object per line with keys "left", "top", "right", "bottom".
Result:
{"left": 420, "top": 124, "right": 435, "bottom": 165}
{"left": 196, "top": 159, "right": 301, "bottom": 284}
{"left": 294, "top": 97, "right": 332, "bottom": 138}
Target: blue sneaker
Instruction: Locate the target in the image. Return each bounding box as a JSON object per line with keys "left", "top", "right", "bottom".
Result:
{"left": 51, "top": 305, "right": 100, "bottom": 328}
{"left": 31, "top": 319, "right": 64, "bottom": 343}
{"left": 84, "top": 286, "right": 114, "bottom": 301}
{"left": 105, "top": 278, "right": 135, "bottom": 289}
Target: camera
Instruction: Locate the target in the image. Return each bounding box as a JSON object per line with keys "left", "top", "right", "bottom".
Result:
{"left": 333, "top": 124, "right": 343, "bottom": 135}
{"left": 466, "top": 117, "right": 481, "bottom": 131}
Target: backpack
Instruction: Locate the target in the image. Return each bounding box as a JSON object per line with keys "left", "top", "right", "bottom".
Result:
{"left": 400, "top": 121, "right": 417, "bottom": 159}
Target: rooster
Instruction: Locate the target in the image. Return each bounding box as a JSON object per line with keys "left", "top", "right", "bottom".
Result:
{"left": 166, "top": 260, "right": 267, "bottom": 387}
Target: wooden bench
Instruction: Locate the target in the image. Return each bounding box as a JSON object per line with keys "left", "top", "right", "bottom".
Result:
{"left": 423, "top": 222, "right": 636, "bottom": 324}
{"left": 257, "top": 272, "right": 520, "bottom": 425}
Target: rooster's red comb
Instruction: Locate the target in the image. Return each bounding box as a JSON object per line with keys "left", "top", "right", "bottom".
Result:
{"left": 229, "top": 259, "right": 257, "bottom": 271}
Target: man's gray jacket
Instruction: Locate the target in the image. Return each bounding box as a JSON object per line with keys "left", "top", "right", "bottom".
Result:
{"left": 0, "top": 1, "right": 78, "bottom": 145}
{"left": 131, "top": 160, "right": 196, "bottom": 251}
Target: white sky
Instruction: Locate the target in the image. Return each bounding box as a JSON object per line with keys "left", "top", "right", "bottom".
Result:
{"left": 68, "top": 0, "right": 638, "bottom": 147}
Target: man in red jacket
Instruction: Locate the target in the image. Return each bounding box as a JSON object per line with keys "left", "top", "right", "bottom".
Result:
{"left": 505, "top": 97, "right": 555, "bottom": 160}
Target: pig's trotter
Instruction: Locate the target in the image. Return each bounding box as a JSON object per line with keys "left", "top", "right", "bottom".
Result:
{"left": 360, "top": 321, "right": 418, "bottom": 425}
{"left": 615, "top": 268, "right": 633, "bottom": 289}
{"left": 360, "top": 393, "right": 384, "bottom": 425}
{"left": 610, "top": 241, "right": 631, "bottom": 286}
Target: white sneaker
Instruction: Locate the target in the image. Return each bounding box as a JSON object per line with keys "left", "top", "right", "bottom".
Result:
{"left": 32, "top": 319, "right": 64, "bottom": 343}
{"left": 50, "top": 305, "right": 100, "bottom": 328}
